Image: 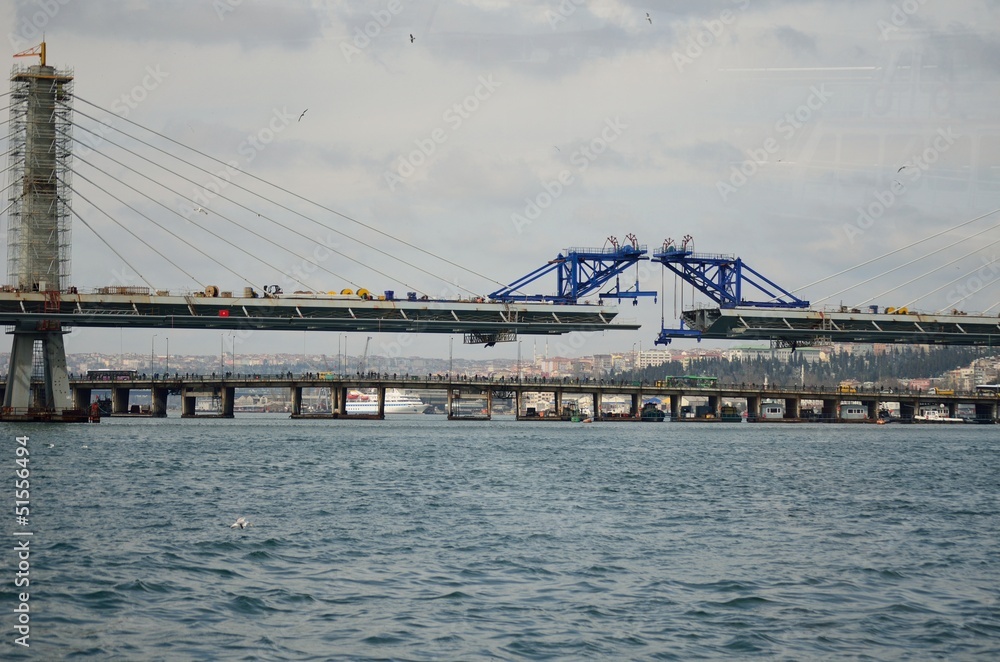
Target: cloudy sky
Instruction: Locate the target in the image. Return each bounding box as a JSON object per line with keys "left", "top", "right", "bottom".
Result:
{"left": 2, "top": 0, "right": 999, "bottom": 363}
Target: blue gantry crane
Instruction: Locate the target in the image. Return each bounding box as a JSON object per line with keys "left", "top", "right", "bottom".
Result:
{"left": 652, "top": 236, "right": 809, "bottom": 344}
{"left": 490, "top": 235, "right": 658, "bottom": 304}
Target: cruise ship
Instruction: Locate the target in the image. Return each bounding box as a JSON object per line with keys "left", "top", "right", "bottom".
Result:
{"left": 345, "top": 389, "right": 426, "bottom": 414}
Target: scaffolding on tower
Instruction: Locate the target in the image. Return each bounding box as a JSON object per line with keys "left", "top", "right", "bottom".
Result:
{"left": 5, "top": 45, "right": 74, "bottom": 292}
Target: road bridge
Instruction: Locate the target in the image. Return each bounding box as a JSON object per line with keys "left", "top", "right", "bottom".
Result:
{"left": 3, "top": 374, "right": 994, "bottom": 424}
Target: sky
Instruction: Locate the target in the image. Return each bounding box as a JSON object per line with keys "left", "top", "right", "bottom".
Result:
{"left": 2, "top": 0, "right": 999, "bottom": 364}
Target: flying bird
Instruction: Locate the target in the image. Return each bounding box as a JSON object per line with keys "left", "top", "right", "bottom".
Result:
{"left": 646, "top": 12, "right": 652, "bottom": 24}
{"left": 298, "top": 109, "right": 308, "bottom": 122}
{"left": 193, "top": 206, "right": 208, "bottom": 214}
{"left": 230, "top": 516, "right": 252, "bottom": 529}
{"left": 410, "top": 34, "right": 415, "bottom": 43}
{"left": 897, "top": 165, "right": 911, "bottom": 173}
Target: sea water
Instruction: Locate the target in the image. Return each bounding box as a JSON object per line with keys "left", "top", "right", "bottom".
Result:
{"left": 1, "top": 416, "right": 998, "bottom": 660}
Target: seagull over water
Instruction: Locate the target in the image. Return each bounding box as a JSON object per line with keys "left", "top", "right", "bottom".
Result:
{"left": 410, "top": 33, "right": 415, "bottom": 43}
{"left": 230, "top": 516, "right": 252, "bottom": 529}
{"left": 298, "top": 109, "right": 308, "bottom": 122}
{"left": 193, "top": 206, "right": 208, "bottom": 214}
{"left": 646, "top": 12, "right": 652, "bottom": 24}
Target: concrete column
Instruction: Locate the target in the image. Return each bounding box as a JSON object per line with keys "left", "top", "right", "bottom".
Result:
{"left": 974, "top": 401, "right": 996, "bottom": 422}
{"left": 554, "top": 391, "right": 562, "bottom": 417}
{"left": 447, "top": 388, "right": 454, "bottom": 418}
{"left": 73, "top": 387, "right": 91, "bottom": 410}
{"left": 291, "top": 386, "right": 302, "bottom": 416}
{"left": 670, "top": 394, "right": 682, "bottom": 420}
{"left": 866, "top": 399, "right": 879, "bottom": 419}
{"left": 630, "top": 393, "right": 640, "bottom": 418}
{"left": 377, "top": 386, "right": 386, "bottom": 419}
{"left": 151, "top": 387, "right": 169, "bottom": 418}
{"left": 708, "top": 394, "right": 720, "bottom": 418}
{"left": 947, "top": 401, "right": 958, "bottom": 418}
{"left": 3, "top": 333, "right": 35, "bottom": 409}
{"left": 746, "top": 395, "right": 760, "bottom": 421}
{"left": 594, "top": 392, "right": 603, "bottom": 419}
{"left": 182, "top": 395, "right": 196, "bottom": 417}
{"left": 822, "top": 398, "right": 838, "bottom": 422}
{"left": 43, "top": 332, "right": 72, "bottom": 410}
{"left": 486, "top": 388, "right": 493, "bottom": 419}
{"left": 899, "top": 400, "right": 916, "bottom": 421}
{"left": 221, "top": 387, "right": 235, "bottom": 418}
{"left": 112, "top": 387, "right": 129, "bottom": 415}
{"left": 784, "top": 397, "right": 800, "bottom": 419}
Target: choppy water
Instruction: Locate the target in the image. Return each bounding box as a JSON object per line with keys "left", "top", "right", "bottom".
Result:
{"left": 2, "top": 416, "right": 999, "bottom": 660}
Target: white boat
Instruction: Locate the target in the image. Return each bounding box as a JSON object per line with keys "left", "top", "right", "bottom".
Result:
{"left": 913, "top": 409, "right": 964, "bottom": 424}
{"left": 345, "top": 389, "right": 426, "bottom": 414}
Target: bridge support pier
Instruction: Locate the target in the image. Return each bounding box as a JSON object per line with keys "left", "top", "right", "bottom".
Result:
{"left": 182, "top": 395, "right": 195, "bottom": 417}
{"left": 630, "top": 393, "right": 640, "bottom": 418}
{"left": 151, "top": 386, "right": 169, "bottom": 418}
{"left": 822, "top": 398, "right": 838, "bottom": 422}
{"left": 2, "top": 327, "right": 74, "bottom": 418}
{"left": 290, "top": 386, "right": 302, "bottom": 416}
{"left": 974, "top": 402, "right": 996, "bottom": 423}
{"left": 707, "top": 395, "right": 720, "bottom": 419}
{"left": 947, "top": 401, "right": 958, "bottom": 419}
{"left": 592, "top": 392, "right": 602, "bottom": 419}
{"left": 784, "top": 397, "right": 800, "bottom": 420}
{"left": 73, "top": 387, "right": 91, "bottom": 410}
{"left": 866, "top": 400, "right": 879, "bottom": 420}
{"left": 112, "top": 387, "right": 130, "bottom": 415}
{"left": 377, "top": 386, "right": 386, "bottom": 419}
{"left": 220, "top": 387, "right": 235, "bottom": 418}
{"left": 669, "top": 394, "right": 681, "bottom": 420}
{"left": 746, "top": 396, "right": 760, "bottom": 421}
{"left": 899, "top": 401, "right": 916, "bottom": 421}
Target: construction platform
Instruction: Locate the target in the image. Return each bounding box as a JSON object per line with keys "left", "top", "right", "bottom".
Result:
{"left": 678, "top": 306, "right": 1000, "bottom": 346}
{"left": 0, "top": 290, "right": 637, "bottom": 337}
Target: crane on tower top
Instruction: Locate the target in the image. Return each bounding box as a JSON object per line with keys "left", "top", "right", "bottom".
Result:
{"left": 14, "top": 41, "right": 46, "bottom": 66}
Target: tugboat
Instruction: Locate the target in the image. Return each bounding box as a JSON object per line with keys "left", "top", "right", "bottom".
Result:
{"left": 640, "top": 401, "right": 666, "bottom": 421}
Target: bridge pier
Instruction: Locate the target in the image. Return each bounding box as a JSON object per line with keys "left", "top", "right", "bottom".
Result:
{"left": 974, "top": 402, "right": 996, "bottom": 423}
{"left": 73, "top": 386, "right": 91, "bottom": 410}
{"left": 822, "top": 398, "right": 838, "bottom": 422}
{"left": 150, "top": 387, "right": 169, "bottom": 417}
{"left": 220, "top": 386, "right": 235, "bottom": 418}
{"left": 290, "top": 386, "right": 302, "bottom": 416}
{"left": 2, "top": 327, "right": 75, "bottom": 418}
{"left": 112, "top": 387, "right": 130, "bottom": 415}
{"left": 592, "top": 392, "right": 602, "bottom": 419}
{"left": 182, "top": 394, "right": 195, "bottom": 417}
{"left": 899, "top": 401, "right": 916, "bottom": 421}
{"left": 746, "top": 396, "right": 760, "bottom": 421}
{"left": 784, "top": 397, "right": 800, "bottom": 420}
{"left": 707, "top": 395, "right": 720, "bottom": 419}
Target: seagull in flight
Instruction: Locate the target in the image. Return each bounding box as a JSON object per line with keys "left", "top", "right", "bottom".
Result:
{"left": 230, "top": 516, "right": 252, "bottom": 529}
{"left": 897, "top": 165, "right": 912, "bottom": 173}
{"left": 646, "top": 12, "right": 652, "bottom": 24}
{"left": 193, "top": 206, "right": 208, "bottom": 214}
{"left": 410, "top": 33, "right": 415, "bottom": 43}
{"left": 298, "top": 109, "right": 308, "bottom": 122}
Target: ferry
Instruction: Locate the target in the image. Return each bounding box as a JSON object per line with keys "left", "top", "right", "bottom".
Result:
{"left": 913, "top": 408, "right": 965, "bottom": 424}
{"left": 345, "top": 389, "right": 426, "bottom": 414}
